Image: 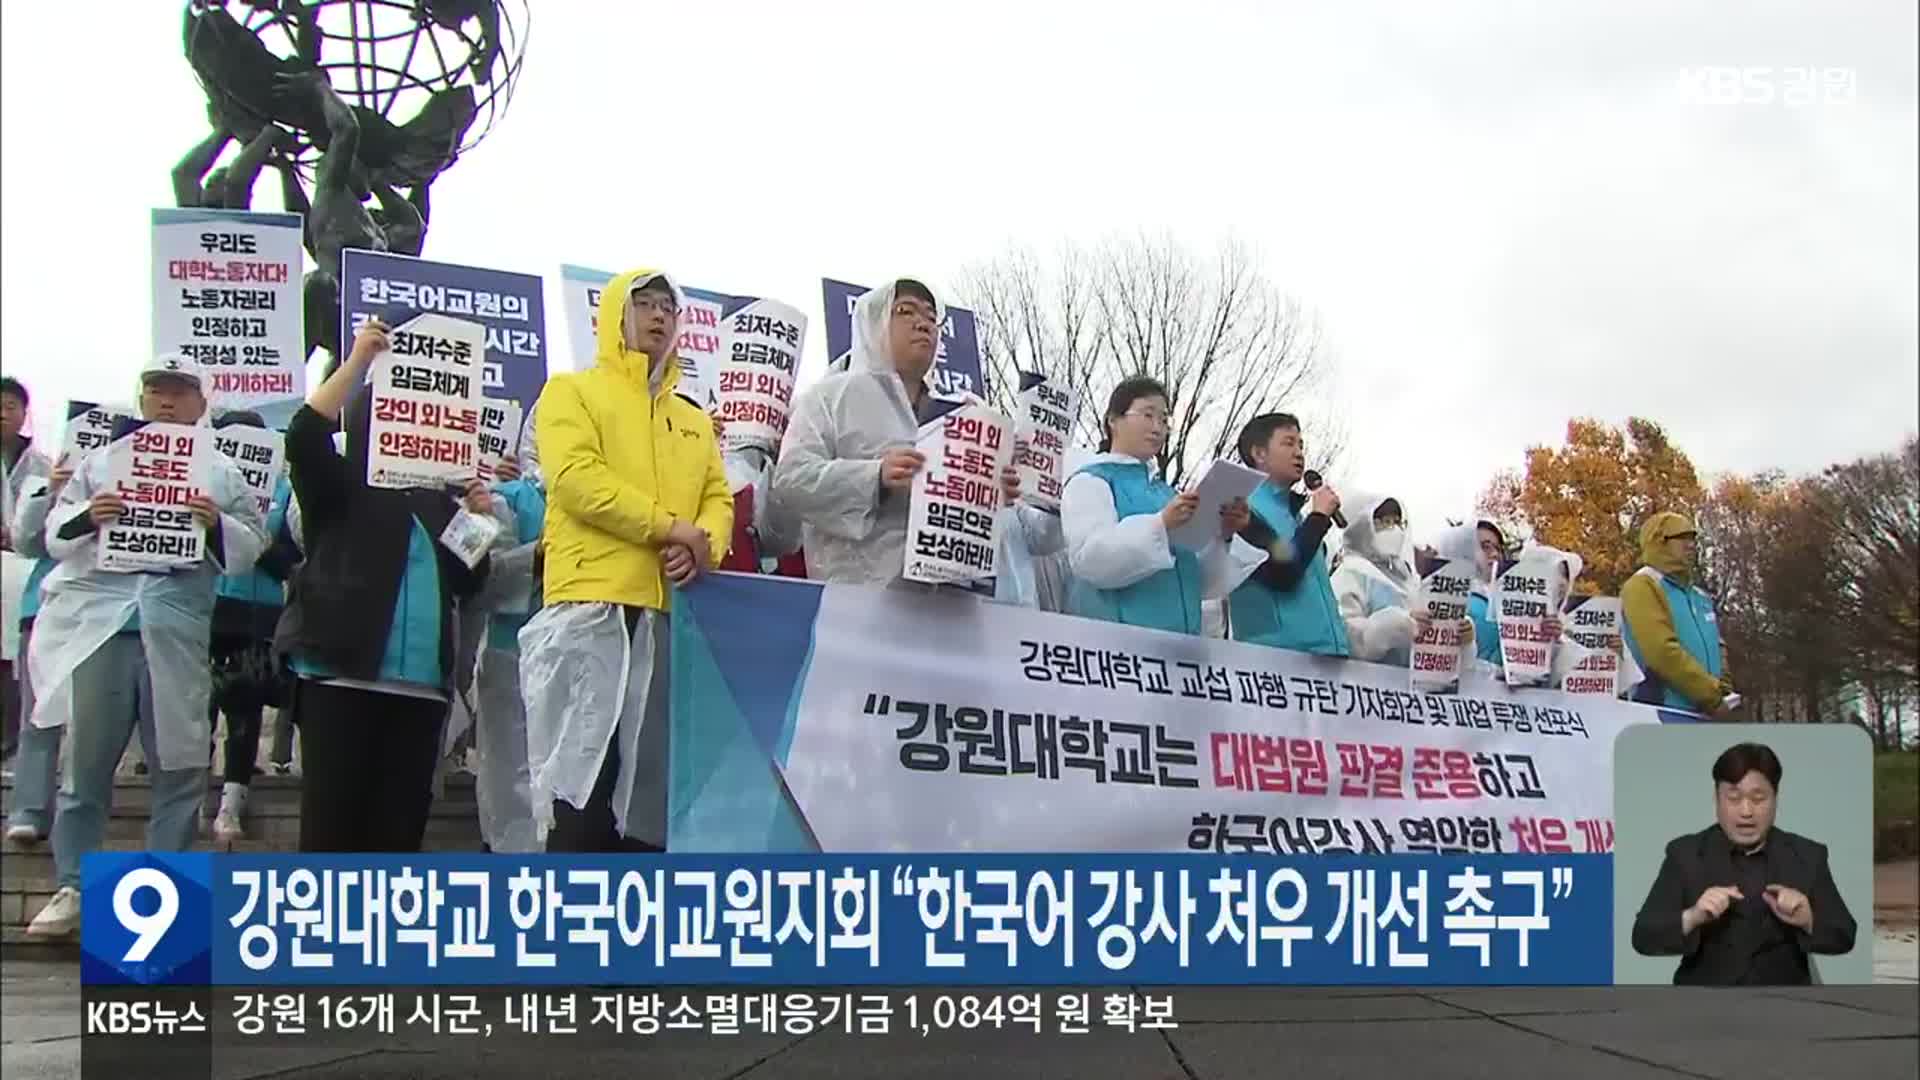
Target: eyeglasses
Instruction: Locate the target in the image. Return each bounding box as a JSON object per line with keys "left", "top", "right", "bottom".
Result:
{"left": 1123, "top": 408, "right": 1169, "bottom": 427}
{"left": 630, "top": 294, "right": 679, "bottom": 317}
{"left": 891, "top": 302, "right": 938, "bottom": 325}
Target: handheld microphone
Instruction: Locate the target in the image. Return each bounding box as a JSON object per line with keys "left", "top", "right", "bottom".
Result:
{"left": 1302, "top": 470, "right": 1346, "bottom": 528}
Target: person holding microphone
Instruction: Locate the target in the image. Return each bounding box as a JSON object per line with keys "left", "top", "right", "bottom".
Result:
{"left": 1060, "top": 376, "right": 1257, "bottom": 634}
{"left": 1226, "top": 412, "right": 1350, "bottom": 656}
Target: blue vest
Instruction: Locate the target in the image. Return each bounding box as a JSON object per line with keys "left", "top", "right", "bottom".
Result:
{"left": 1227, "top": 482, "right": 1349, "bottom": 656}
{"left": 215, "top": 478, "right": 291, "bottom": 612}
{"left": 1469, "top": 590, "right": 1502, "bottom": 665}
{"left": 17, "top": 557, "right": 53, "bottom": 626}
{"left": 486, "top": 478, "right": 547, "bottom": 653}
{"left": 292, "top": 519, "right": 444, "bottom": 689}
{"left": 1623, "top": 570, "right": 1723, "bottom": 710}
{"left": 1066, "top": 461, "right": 1203, "bottom": 635}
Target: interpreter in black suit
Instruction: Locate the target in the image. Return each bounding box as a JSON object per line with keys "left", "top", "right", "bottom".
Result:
{"left": 1631, "top": 742, "right": 1857, "bottom": 985}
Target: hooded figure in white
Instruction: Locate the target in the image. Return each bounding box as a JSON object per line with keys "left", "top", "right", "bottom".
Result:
{"left": 26, "top": 356, "right": 266, "bottom": 923}
{"left": 1331, "top": 492, "right": 1419, "bottom": 666}
{"left": 771, "top": 278, "right": 985, "bottom": 586}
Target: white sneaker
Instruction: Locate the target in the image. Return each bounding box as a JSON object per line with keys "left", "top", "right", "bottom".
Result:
{"left": 212, "top": 784, "right": 247, "bottom": 845}
{"left": 26, "top": 887, "right": 81, "bottom": 938}
{"left": 5, "top": 823, "right": 44, "bottom": 846}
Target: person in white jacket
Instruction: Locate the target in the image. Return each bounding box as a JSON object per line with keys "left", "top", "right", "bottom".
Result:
{"left": 25, "top": 355, "right": 267, "bottom": 939}
{"left": 1331, "top": 493, "right": 1421, "bottom": 666}
{"left": 772, "top": 278, "right": 1028, "bottom": 586}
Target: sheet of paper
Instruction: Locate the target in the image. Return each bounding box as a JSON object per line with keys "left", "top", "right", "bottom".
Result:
{"left": 1168, "top": 459, "right": 1264, "bottom": 552}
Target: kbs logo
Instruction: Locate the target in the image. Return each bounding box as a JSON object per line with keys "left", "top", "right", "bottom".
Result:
{"left": 79, "top": 853, "right": 213, "bottom": 986}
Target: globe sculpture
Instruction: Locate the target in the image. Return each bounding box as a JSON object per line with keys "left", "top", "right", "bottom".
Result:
{"left": 176, "top": 0, "right": 530, "bottom": 366}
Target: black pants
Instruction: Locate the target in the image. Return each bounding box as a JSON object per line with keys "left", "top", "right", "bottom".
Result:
{"left": 212, "top": 699, "right": 263, "bottom": 786}
{"left": 545, "top": 728, "right": 662, "bottom": 854}
{"left": 294, "top": 679, "right": 448, "bottom": 852}
{"left": 0, "top": 658, "right": 18, "bottom": 759}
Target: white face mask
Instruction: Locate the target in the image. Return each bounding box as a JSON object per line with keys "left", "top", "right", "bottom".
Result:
{"left": 1372, "top": 526, "right": 1405, "bottom": 558}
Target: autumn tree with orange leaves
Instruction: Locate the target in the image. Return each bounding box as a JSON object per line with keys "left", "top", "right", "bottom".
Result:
{"left": 1478, "top": 418, "right": 1704, "bottom": 595}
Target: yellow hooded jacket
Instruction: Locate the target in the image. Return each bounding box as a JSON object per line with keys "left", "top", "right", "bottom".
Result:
{"left": 534, "top": 268, "right": 733, "bottom": 611}
{"left": 1620, "top": 511, "right": 1728, "bottom": 711}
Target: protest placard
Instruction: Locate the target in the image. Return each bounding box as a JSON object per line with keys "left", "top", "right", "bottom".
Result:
{"left": 476, "top": 398, "right": 524, "bottom": 484}
{"left": 99, "top": 419, "right": 210, "bottom": 573}
{"left": 1495, "top": 557, "right": 1562, "bottom": 687}
{"left": 151, "top": 209, "right": 305, "bottom": 426}
{"left": 715, "top": 299, "right": 807, "bottom": 456}
{"left": 1557, "top": 596, "right": 1625, "bottom": 698}
{"left": 904, "top": 403, "right": 1014, "bottom": 585}
{"left": 1012, "top": 378, "right": 1077, "bottom": 511}
{"left": 365, "top": 313, "right": 487, "bottom": 491}
{"left": 210, "top": 425, "right": 285, "bottom": 517}
{"left": 59, "top": 402, "right": 134, "bottom": 468}
{"left": 1412, "top": 561, "right": 1476, "bottom": 694}
{"left": 343, "top": 250, "right": 547, "bottom": 417}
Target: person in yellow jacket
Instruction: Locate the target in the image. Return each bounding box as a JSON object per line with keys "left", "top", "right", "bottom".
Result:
{"left": 1621, "top": 512, "right": 1735, "bottom": 716}
{"left": 517, "top": 268, "right": 733, "bottom": 852}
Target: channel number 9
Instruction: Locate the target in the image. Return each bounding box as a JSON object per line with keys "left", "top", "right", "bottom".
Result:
{"left": 113, "top": 867, "right": 181, "bottom": 963}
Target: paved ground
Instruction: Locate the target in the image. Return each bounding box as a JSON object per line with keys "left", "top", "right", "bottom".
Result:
{"left": 3, "top": 963, "right": 1916, "bottom": 1080}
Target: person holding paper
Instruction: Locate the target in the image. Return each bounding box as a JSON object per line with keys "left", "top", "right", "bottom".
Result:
{"left": 1432, "top": 519, "right": 1509, "bottom": 672}
{"left": 518, "top": 268, "right": 733, "bottom": 854}
{"left": 1061, "top": 377, "right": 1256, "bottom": 634}
{"left": 1622, "top": 511, "right": 1736, "bottom": 715}
{"left": 1226, "top": 412, "right": 1349, "bottom": 655}
{"left": 205, "top": 409, "right": 300, "bottom": 844}
{"left": 771, "top": 279, "right": 1027, "bottom": 586}
{"left": 274, "top": 319, "right": 498, "bottom": 854}
{"left": 24, "top": 355, "right": 267, "bottom": 939}
{"left": 1330, "top": 493, "right": 1422, "bottom": 666}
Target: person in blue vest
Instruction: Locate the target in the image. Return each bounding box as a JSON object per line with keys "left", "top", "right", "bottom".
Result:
{"left": 1061, "top": 376, "right": 1256, "bottom": 634}
{"left": 206, "top": 409, "right": 300, "bottom": 844}
{"left": 1622, "top": 511, "right": 1735, "bottom": 715}
{"left": 1226, "top": 412, "right": 1349, "bottom": 655}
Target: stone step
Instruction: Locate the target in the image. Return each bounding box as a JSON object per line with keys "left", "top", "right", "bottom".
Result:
{"left": 1, "top": 923, "right": 78, "bottom": 961}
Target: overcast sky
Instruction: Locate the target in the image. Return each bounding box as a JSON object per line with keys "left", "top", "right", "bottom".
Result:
{"left": 3, "top": 1, "right": 1914, "bottom": 534}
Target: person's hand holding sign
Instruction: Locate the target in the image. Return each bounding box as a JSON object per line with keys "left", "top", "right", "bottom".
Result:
{"left": 348, "top": 317, "right": 391, "bottom": 371}
{"left": 1159, "top": 490, "right": 1200, "bottom": 531}
{"left": 493, "top": 459, "right": 522, "bottom": 483}
{"left": 88, "top": 491, "right": 127, "bottom": 529}
{"left": 186, "top": 494, "right": 219, "bottom": 531}
{"left": 1000, "top": 461, "right": 1022, "bottom": 507}
{"left": 880, "top": 448, "right": 925, "bottom": 492}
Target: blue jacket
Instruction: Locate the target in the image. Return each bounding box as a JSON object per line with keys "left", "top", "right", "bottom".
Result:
{"left": 1623, "top": 568, "right": 1724, "bottom": 711}
{"left": 1228, "top": 482, "right": 1349, "bottom": 656}
{"left": 1066, "top": 460, "right": 1204, "bottom": 635}
{"left": 486, "top": 478, "right": 547, "bottom": 653}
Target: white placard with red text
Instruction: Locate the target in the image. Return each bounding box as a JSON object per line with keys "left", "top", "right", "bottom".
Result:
{"left": 1013, "top": 379, "right": 1077, "bottom": 511}
{"left": 99, "top": 421, "right": 212, "bottom": 572}
{"left": 1495, "top": 558, "right": 1562, "bottom": 688}
{"left": 715, "top": 299, "right": 807, "bottom": 457}
{"left": 1556, "top": 597, "right": 1626, "bottom": 698}
{"left": 1412, "top": 562, "right": 1475, "bottom": 694}
{"left": 366, "top": 313, "right": 487, "bottom": 490}
{"left": 151, "top": 208, "right": 305, "bottom": 424}
{"left": 904, "top": 404, "right": 1015, "bottom": 585}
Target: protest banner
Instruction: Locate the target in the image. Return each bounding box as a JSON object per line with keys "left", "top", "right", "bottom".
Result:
{"left": 669, "top": 574, "right": 1678, "bottom": 854}
{"left": 365, "top": 313, "right": 487, "bottom": 490}
{"left": 476, "top": 398, "right": 524, "bottom": 485}
{"left": 557, "top": 263, "right": 741, "bottom": 408}
{"left": 343, "top": 250, "right": 547, "bottom": 418}
{"left": 904, "top": 404, "right": 1014, "bottom": 585}
{"left": 1557, "top": 597, "right": 1626, "bottom": 698}
{"left": 1495, "top": 557, "right": 1561, "bottom": 688}
{"left": 822, "top": 278, "right": 987, "bottom": 399}
{"left": 151, "top": 208, "right": 305, "bottom": 426}
{"left": 99, "top": 419, "right": 210, "bottom": 573}
{"left": 209, "top": 425, "right": 285, "bottom": 517}
{"left": 714, "top": 299, "right": 807, "bottom": 456}
{"left": 1412, "top": 561, "right": 1476, "bottom": 695}
{"left": 1012, "top": 378, "right": 1077, "bottom": 511}
{"left": 59, "top": 401, "right": 134, "bottom": 468}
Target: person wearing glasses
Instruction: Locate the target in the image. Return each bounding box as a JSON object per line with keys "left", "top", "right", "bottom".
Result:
{"left": 772, "top": 278, "right": 1025, "bottom": 587}
{"left": 518, "top": 269, "right": 734, "bottom": 853}
{"left": 1060, "top": 376, "right": 1257, "bottom": 635}
{"left": 1622, "top": 511, "right": 1735, "bottom": 715}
